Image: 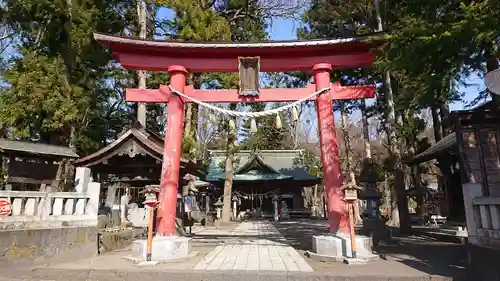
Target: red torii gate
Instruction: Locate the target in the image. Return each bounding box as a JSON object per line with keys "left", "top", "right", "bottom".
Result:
{"left": 94, "top": 33, "right": 378, "bottom": 236}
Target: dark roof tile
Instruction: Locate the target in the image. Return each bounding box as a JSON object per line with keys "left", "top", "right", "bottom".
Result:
{"left": 0, "top": 138, "right": 79, "bottom": 158}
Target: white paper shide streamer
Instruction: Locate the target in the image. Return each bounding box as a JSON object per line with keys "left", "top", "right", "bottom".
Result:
{"left": 169, "top": 85, "right": 331, "bottom": 133}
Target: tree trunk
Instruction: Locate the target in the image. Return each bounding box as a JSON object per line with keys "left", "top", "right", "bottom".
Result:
{"left": 373, "top": 0, "right": 410, "bottom": 232}
{"left": 191, "top": 102, "right": 199, "bottom": 147}
{"left": 430, "top": 104, "right": 449, "bottom": 213}
{"left": 221, "top": 104, "right": 237, "bottom": 222}
{"left": 383, "top": 71, "right": 410, "bottom": 231}
{"left": 136, "top": 0, "right": 147, "bottom": 126}
{"left": 438, "top": 102, "right": 450, "bottom": 137}
{"left": 0, "top": 156, "right": 7, "bottom": 190}
{"left": 408, "top": 141, "right": 424, "bottom": 217}
{"left": 430, "top": 105, "right": 442, "bottom": 142}
{"left": 54, "top": 159, "right": 68, "bottom": 192}
{"left": 64, "top": 126, "right": 76, "bottom": 192}
{"left": 183, "top": 74, "right": 201, "bottom": 158}
{"left": 340, "top": 102, "right": 361, "bottom": 223}
{"left": 184, "top": 103, "right": 193, "bottom": 137}
{"left": 360, "top": 99, "right": 371, "bottom": 159}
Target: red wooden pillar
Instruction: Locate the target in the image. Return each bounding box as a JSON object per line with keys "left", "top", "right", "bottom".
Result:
{"left": 157, "top": 65, "right": 188, "bottom": 236}
{"left": 313, "top": 63, "right": 348, "bottom": 234}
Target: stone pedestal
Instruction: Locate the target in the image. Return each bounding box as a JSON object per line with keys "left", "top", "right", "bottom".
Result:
{"left": 86, "top": 182, "right": 101, "bottom": 219}
{"left": 131, "top": 236, "right": 191, "bottom": 261}
{"left": 311, "top": 233, "right": 378, "bottom": 262}
{"left": 75, "top": 167, "right": 91, "bottom": 193}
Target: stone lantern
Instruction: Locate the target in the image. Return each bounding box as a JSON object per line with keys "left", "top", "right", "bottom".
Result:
{"left": 358, "top": 158, "right": 383, "bottom": 219}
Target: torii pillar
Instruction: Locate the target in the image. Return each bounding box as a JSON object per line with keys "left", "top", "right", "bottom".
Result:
{"left": 314, "top": 63, "right": 347, "bottom": 233}
{"left": 157, "top": 65, "right": 188, "bottom": 235}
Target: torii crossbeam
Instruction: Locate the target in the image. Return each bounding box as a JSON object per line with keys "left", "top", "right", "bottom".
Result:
{"left": 94, "top": 33, "right": 379, "bottom": 236}
{"left": 126, "top": 82, "right": 374, "bottom": 103}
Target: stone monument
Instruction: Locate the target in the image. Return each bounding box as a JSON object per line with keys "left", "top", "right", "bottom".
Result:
{"left": 120, "top": 189, "right": 130, "bottom": 227}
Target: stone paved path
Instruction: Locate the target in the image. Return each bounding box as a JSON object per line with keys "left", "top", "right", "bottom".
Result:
{"left": 194, "top": 221, "right": 313, "bottom": 272}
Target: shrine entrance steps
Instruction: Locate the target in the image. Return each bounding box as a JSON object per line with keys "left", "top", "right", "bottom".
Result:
{"left": 192, "top": 221, "right": 313, "bottom": 271}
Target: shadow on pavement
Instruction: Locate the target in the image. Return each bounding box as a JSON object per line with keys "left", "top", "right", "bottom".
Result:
{"left": 271, "top": 218, "right": 470, "bottom": 280}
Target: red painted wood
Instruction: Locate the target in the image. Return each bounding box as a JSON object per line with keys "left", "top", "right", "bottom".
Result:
{"left": 114, "top": 52, "right": 376, "bottom": 72}
{"left": 125, "top": 83, "right": 375, "bottom": 103}
{"left": 157, "top": 65, "right": 187, "bottom": 236}
{"left": 313, "top": 63, "right": 348, "bottom": 234}
{"left": 95, "top": 34, "right": 379, "bottom": 69}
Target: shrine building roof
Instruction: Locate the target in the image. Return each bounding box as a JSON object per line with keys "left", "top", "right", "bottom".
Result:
{"left": 93, "top": 33, "right": 382, "bottom": 72}
{"left": 205, "top": 150, "right": 320, "bottom": 184}
{"left": 412, "top": 101, "right": 500, "bottom": 164}
{"left": 413, "top": 132, "right": 457, "bottom": 163}
{"left": 75, "top": 123, "right": 197, "bottom": 171}
{"left": 0, "top": 138, "right": 79, "bottom": 158}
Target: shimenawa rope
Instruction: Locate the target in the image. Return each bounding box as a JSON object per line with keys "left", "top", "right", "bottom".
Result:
{"left": 168, "top": 85, "right": 331, "bottom": 119}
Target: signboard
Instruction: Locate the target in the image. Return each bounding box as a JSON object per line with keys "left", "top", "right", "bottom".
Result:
{"left": 0, "top": 199, "right": 12, "bottom": 216}
{"left": 344, "top": 189, "right": 358, "bottom": 201}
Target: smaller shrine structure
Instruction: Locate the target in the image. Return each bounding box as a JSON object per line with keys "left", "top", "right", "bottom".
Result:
{"left": 75, "top": 123, "right": 201, "bottom": 210}
{"left": 0, "top": 139, "right": 79, "bottom": 191}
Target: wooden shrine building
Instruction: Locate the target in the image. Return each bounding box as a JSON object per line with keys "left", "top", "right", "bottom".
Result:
{"left": 0, "top": 139, "right": 79, "bottom": 191}
{"left": 205, "top": 150, "right": 321, "bottom": 218}
{"left": 75, "top": 123, "right": 202, "bottom": 209}
{"left": 413, "top": 101, "right": 500, "bottom": 223}
{"left": 413, "top": 131, "right": 464, "bottom": 221}
{"left": 413, "top": 102, "right": 500, "bottom": 280}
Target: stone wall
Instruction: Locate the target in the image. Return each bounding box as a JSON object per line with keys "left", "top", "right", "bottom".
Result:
{"left": 0, "top": 226, "right": 97, "bottom": 267}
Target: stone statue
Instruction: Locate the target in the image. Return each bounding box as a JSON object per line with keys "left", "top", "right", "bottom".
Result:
{"left": 280, "top": 201, "right": 290, "bottom": 220}
{"left": 183, "top": 173, "right": 197, "bottom": 196}
{"left": 120, "top": 189, "right": 130, "bottom": 225}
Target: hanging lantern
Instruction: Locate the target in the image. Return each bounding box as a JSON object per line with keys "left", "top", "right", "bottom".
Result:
{"left": 292, "top": 106, "right": 299, "bottom": 122}
{"left": 275, "top": 114, "right": 282, "bottom": 129}
{"left": 229, "top": 119, "right": 236, "bottom": 131}
{"left": 250, "top": 118, "right": 257, "bottom": 133}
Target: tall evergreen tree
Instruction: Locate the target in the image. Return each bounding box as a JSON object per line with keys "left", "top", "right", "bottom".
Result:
{"left": 0, "top": 0, "right": 134, "bottom": 153}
